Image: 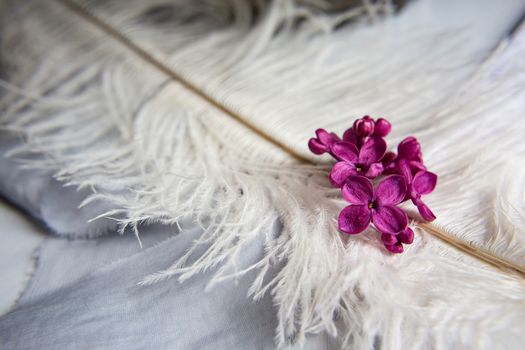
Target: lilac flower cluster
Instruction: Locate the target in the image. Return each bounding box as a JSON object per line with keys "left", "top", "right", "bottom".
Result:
{"left": 308, "top": 116, "right": 437, "bottom": 253}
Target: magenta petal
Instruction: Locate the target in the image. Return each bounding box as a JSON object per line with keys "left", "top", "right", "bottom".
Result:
{"left": 409, "top": 160, "right": 426, "bottom": 173}
{"left": 329, "top": 162, "right": 357, "bottom": 187}
{"left": 332, "top": 142, "right": 359, "bottom": 163}
{"left": 398, "top": 136, "right": 421, "bottom": 160}
{"left": 381, "top": 233, "right": 398, "bottom": 246}
{"left": 338, "top": 205, "right": 371, "bottom": 235}
{"left": 412, "top": 171, "right": 437, "bottom": 195}
{"left": 416, "top": 201, "right": 436, "bottom": 221}
{"left": 359, "top": 136, "right": 387, "bottom": 164}
{"left": 398, "top": 159, "right": 413, "bottom": 183}
{"left": 385, "top": 243, "right": 404, "bottom": 254}
{"left": 375, "top": 175, "right": 407, "bottom": 205}
{"left": 373, "top": 118, "right": 391, "bottom": 137}
{"left": 342, "top": 175, "right": 373, "bottom": 205}
{"left": 342, "top": 128, "right": 357, "bottom": 144}
{"left": 397, "top": 227, "right": 414, "bottom": 244}
{"left": 316, "top": 129, "right": 332, "bottom": 145}
{"left": 328, "top": 132, "right": 341, "bottom": 146}
{"left": 372, "top": 205, "right": 408, "bottom": 234}
{"left": 364, "top": 163, "right": 384, "bottom": 178}
{"left": 308, "top": 138, "right": 327, "bottom": 154}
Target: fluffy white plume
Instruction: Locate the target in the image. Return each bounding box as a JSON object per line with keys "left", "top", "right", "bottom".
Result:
{"left": 1, "top": 0, "right": 525, "bottom": 348}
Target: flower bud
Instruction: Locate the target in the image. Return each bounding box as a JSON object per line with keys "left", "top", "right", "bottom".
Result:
{"left": 398, "top": 136, "right": 422, "bottom": 162}
{"left": 373, "top": 118, "right": 391, "bottom": 137}
{"left": 353, "top": 116, "right": 375, "bottom": 137}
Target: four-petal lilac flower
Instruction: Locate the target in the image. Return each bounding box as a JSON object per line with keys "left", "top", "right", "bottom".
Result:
{"left": 338, "top": 175, "right": 408, "bottom": 235}
{"left": 329, "top": 137, "right": 387, "bottom": 186}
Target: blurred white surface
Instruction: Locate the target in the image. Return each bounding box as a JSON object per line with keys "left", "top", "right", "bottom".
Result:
{"left": 0, "top": 199, "right": 45, "bottom": 316}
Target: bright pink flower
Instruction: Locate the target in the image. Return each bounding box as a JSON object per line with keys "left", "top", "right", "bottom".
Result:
{"left": 338, "top": 175, "right": 408, "bottom": 235}
{"left": 308, "top": 128, "right": 341, "bottom": 156}
{"left": 381, "top": 227, "right": 414, "bottom": 253}
{"left": 399, "top": 160, "right": 437, "bottom": 221}
{"left": 329, "top": 137, "right": 387, "bottom": 186}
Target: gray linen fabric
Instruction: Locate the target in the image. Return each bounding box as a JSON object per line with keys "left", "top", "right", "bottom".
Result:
{"left": 0, "top": 223, "right": 280, "bottom": 349}
{"left": 0, "top": 221, "right": 340, "bottom": 349}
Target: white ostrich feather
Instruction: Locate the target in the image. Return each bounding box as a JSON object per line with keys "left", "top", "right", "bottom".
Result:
{"left": 1, "top": 0, "right": 525, "bottom": 348}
